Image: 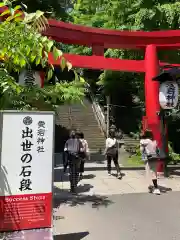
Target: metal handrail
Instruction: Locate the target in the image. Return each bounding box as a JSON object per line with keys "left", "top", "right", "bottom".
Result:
{"left": 68, "top": 105, "right": 73, "bottom": 129}
{"left": 61, "top": 83, "right": 106, "bottom": 134}
{"left": 88, "top": 90, "right": 106, "bottom": 136}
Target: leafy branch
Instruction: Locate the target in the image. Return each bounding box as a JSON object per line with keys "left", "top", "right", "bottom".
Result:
{"left": 0, "top": 0, "right": 85, "bottom": 110}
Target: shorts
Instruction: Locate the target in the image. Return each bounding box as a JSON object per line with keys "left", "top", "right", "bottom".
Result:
{"left": 145, "top": 159, "right": 157, "bottom": 172}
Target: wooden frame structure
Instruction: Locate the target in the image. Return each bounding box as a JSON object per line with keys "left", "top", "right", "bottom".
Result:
{"left": 43, "top": 20, "right": 180, "bottom": 171}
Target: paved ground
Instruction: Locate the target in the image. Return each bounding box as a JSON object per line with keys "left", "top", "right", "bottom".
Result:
{"left": 54, "top": 162, "right": 180, "bottom": 195}
{"left": 54, "top": 192, "right": 180, "bottom": 240}
{"left": 53, "top": 162, "right": 180, "bottom": 239}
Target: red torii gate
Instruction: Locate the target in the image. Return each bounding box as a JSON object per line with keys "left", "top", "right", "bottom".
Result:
{"left": 46, "top": 19, "right": 180, "bottom": 172}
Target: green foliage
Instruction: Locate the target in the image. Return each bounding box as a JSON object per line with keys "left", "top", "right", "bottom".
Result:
{"left": 0, "top": 68, "right": 84, "bottom": 110}
{"left": 70, "top": 0, "right": 180, "bottom": 77}
{"left": 0, "top": 0, "right": 85, "bottom": 110}
{"left": 0, "top": 22, "right": 56, "bottom": 74}
{"left": 168, "top": 142, "right": 180, "bottom": 163}
{"left": 0, "top": 0, "right": 49, "bottom": 31}
{"left": 129, "top": 132, "right": 140, "bottom": 140}
{"left": 71, "top": 0, "right": 180, "bottom": 77}
{"left": 20, "top": 0, "right": 73, "bottom": 21}
{"left": 127, "top": 155, "right": 143, "bottom": 166}
{"left": 134, "top": 144, "right": 141, "bottom": 157}
{"left": 72, "top": 0, "right": 180, "bottom": 31}
{"left": 0, "top": 1, "right": 66, "bottom": 75}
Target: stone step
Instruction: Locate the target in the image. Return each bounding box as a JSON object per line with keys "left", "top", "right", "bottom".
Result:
{"left": 124, "top": 140, "right": 139, "bottom": 145}
{"left": 56, "top": 99, "right": 105, "bottom": 152}
{"left": 87, "top": 143, "right": 105, "bottom": 146}
{"left": 57, "top": 118, "right": 98, "bottom": 123}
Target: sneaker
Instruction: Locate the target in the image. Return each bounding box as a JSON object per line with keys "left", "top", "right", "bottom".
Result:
{"left": 117, "top": 173, "right": 122, "bottom": 179}
{"left": 153, "top": 188, "right": 161, "bottom": 195}
{"left": 148, "top": 185, "right": 154, "bottom": 193}
{"left": 70, "top": 188, "right": 77, "bottom": 195}
{"left": 108, "top": 172, "right": 111, "bottom": 176}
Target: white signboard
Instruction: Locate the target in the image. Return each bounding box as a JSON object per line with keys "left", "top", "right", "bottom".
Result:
{"left": 19, "top": 70, "right": 44, "bottom": 87}
{"left": 159, "top": 81, "right": 179, "bottom": 109}
{"left": 0, "top": 111, "right": 54, "bottom": 196}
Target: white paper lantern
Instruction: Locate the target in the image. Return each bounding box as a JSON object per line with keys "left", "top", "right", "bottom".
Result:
{"left": 159, "top": 81, "right": 179, "bottom": 109}
{"left": 19, "top": 70, "right": 43, "bottom": 87}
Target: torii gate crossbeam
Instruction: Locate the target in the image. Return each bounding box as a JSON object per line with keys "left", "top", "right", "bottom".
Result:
{"left": 49, "top": 53, "right": 180, "bottom": 72}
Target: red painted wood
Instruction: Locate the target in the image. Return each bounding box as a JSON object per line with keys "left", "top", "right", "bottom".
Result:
{"left": 45, "top": 20, "right": 180, "bottom": 49}
{"left": 92, "top": 45, "right": 104, "bottom": 56}
{"left": 49, "top": 53, "right": 180, "bottom": 72}
{"left": 144, "top": 45, "right": 164, "bottom": 173}
{"left": 48, "top": 53, "right": 145, "bottom": 72}
{"left": 144, "top": 45, "right": 160, "bottom": 140}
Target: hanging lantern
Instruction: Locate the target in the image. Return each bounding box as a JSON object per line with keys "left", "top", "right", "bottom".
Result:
{"left": 19, "top": 70, "right": 44, "bottom": 88}
{"left": 159, "top": 81, "right": 179, "bottom": 109}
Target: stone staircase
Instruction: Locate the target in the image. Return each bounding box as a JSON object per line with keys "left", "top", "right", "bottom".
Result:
{"left": 119, "top": 133, "right": 139, "bottom": 157}
{"left": 56, "top": 98, "right": 105, "bottom": 153}
{"left": 54, "top": 97, "right": 139, "bottom": 166}
{"left": 122, "top": 134, "right": 139, "bottom": 147}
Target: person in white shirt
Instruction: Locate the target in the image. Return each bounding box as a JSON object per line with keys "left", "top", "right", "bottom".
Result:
{"left": 78, "top": 132, "right": 90, "bottom": 179}
{"left": 105, "top": 129, "right": 122, "bottom": 179}
{"left": 140, "top": 130, "right": 160, "bottom": 195}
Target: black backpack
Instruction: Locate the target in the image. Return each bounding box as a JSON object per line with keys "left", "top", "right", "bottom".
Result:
{"left": 68, "top": 139, "right": 81, "bottom": 158}
{"left": 107, "top": 142, "right": 118, "bottom": 157}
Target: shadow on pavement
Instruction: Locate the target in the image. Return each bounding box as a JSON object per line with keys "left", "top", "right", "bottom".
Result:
{"left": 76, "top": 184, "right": 94, "bottom": 193}
{"left": 111, "top": 172, "right": 126, "bottom": 178}
{"left": 54, "top": 151, "right": 106, "bottom": 167}
{"left": 53, "top": 186, "right": 113, "bottom": 209}
{"left": 148, "top": 185, "right": 172, "bottom": 193}
{"left": 81, "top": 174, "right": 96, "bottom": 180}
{"left": 54, "top": 231, "right": 89, "bottom": 240}
{"left": 169, "top": 169, "right": 180, "bottom": 177}
{"left": 54, "top": 170, "right": 96, "bottom": 183}
{"left": 1, "top": 228, "right": 53, "bottom": 239}
{"left": 88, "top": 152, "right": 105, "bottom": 164}
{"left": 53, "top": 215, "right": 65, "bottom": 221}
{"left": 54, "top": 168, "right": 69, "bottom": 182}
{"left": 159, "top": 185, "right": 172, "bottom": 193}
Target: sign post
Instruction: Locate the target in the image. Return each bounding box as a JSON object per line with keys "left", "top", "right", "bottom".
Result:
{"left": 0, "top": 111, "right": 54, "bottom": 232}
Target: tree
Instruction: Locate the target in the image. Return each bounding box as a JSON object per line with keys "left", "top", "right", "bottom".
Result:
{"left": 69, "top": 0, "right": 180, "bottom": 137}
{"left": 18, "top": 0, "right": 73, "bottom": 21}
{"left": 71, "top": 0, "right": 180, "bottom": 61}
{"left": 0, "top": 0, "right": 84, "bottom": 111}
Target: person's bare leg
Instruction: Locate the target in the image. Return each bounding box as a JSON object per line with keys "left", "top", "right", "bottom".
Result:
{"left": 113, "top": 156, "right": 122, "bottom": 179}
{"left": 145, "top": 161, "right": 153, "bottom": 192}
{"left": 150, "top": 161, "right": 160, "bottom": 195}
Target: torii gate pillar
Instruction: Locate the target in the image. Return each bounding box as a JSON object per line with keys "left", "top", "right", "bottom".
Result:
{"left": 144, "top": 44, "right": 164, "bottom": 173}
